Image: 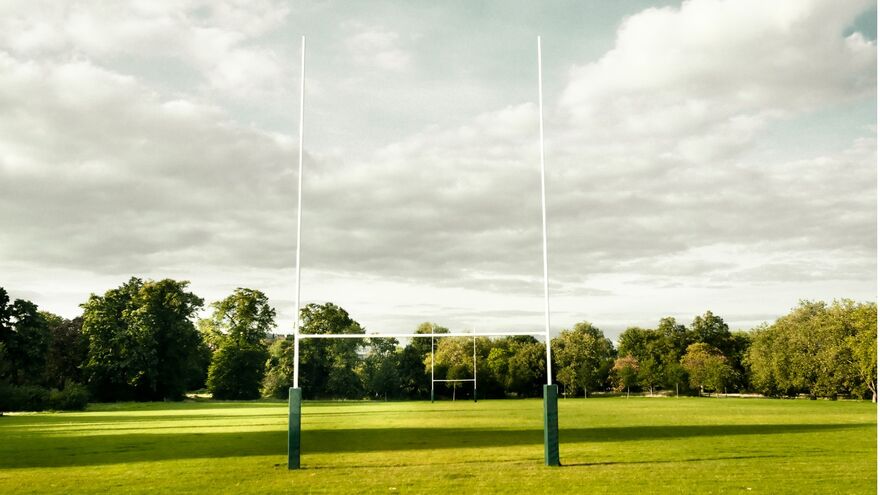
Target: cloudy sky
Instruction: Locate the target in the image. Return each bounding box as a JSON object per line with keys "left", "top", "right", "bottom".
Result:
{"left": 0, "top": 0, "right": 876, "bottom": 341}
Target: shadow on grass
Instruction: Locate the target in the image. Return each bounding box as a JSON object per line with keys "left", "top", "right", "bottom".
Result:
{"left": 307, "top": 454, "right": 788, "bottom": 471}
{"left": 0, "top": 414, "right": 286, "bottom": 435}
{"left": 0, "top": 408, "right": 478, "bottom": 428}
{"left": 563, "top": 454, "right": 785, "bottom": 468}
{"left": 0, "top": 423, "right": 870, "bottom": 469}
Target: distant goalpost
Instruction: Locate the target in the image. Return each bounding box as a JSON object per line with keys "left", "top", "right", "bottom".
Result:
{"left": 286, "top": 36, "right": 559, "bottom": 470}
{"left": 430, "top": 331, "right": 475, "bottom": 403}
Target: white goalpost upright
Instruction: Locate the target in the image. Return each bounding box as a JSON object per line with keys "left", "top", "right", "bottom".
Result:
{"left": 287, "top": 35, "right": 306, "bottom": 470}
{"left": 537, "top": 36, "right": 551, "bottom": 387}
{"left": 293, "top": 34, "right": 306, "bottom": 391}
{"left": 537, "top": 35, "right": 560, "bottom": 467}
{"left": 288, "top": 36, "right": 560, "bottom": 470}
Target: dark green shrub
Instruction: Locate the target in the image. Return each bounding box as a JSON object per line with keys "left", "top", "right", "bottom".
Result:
{"left": 0, "top": 382, "right": 88, "bottom": 412}
{"left": 0, "top": 383, "right": 49, "bottom": 411}
{"left": 0, "top": 382, "right": 13, "bottom": 411}
{"left": 14, "top": 385, "right": 49, "bottom": 411}
{"left": 48, "top": 382, "right": 89, "bottom": 411}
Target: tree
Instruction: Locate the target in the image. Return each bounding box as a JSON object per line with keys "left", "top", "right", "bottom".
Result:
{"left": 664, "top": 361, "right": 688, "bottom": 397}
{"left": 0, "top": 289, "right": 51, "bottom": 386}
{"left": 776, "top": 301, "right": 827, "bottom": 396}
{"left": 411, "top": 322, "right": 449, "bottom": 356}
{"left": 726, "top": 330, "right": 751, "bottom": 392}
{"left": 399, "top": 323, "right": 448, "bottom": 399}
{"left": 487, "top": 347, "right": 509, "bottom": 391}
{"left": 0, "top": 291, "right": 91, "bottom": 412}
{"left": 198, "top": 318, "right": 225, "bottom": 352}
{"left": 359, "top": 338, "right": 400, "bottom": 400}
{"left": 43, "top": 315, "right": 87, "bottom": 389}
{"left": 487, "top": 336, "right": 545, "bottom": 397}
{"left": 207, "top": 345, "right": 268, "bottom": 400}
{"left": 743, "top": 300, "right": 870, "bottom": 399}
{"left": 555, "top": 367, "right": 576, "bottom": 399}
{"left": 818, "top": 300, "right": 877, "bottom": 400}
{"left": 745, "top": 323, "right": 781, "bottom": 396}
{"left": 681, "top": 343, "right": 733, "bottom": 395}
{"left": 0, "top": 288, "right": 9, "bottom": 384}
{"left": 298, "top": 303, "right": 365, "bottom": 399}
{"left": 186, "top": 338, "right": 212, "bottom": 391}
{"left": 262, "top": 337, "right": 294, "bottom": 399}
{"left": 398, "top": 346, "right": 428, "bottom": 399}
{"left": 0, "top": 287, "right": 9, "bottom": 333}
{"left": 612, "top": 355, "right": 639, "bottom": 397}
{"left": 638, "top": 351, "right": 664, "bottom": 396}
{"left": 655, "top": 317, "right": 692, "bottom": 393}
{"left": 473, "top": 337, "right": 506, "bottom": 399}
{"left": 689, "top": 311, "right": 734, "bottom": 357}
{"left": 0, "top": 342, "right": 8, "bottom": 382}
{"left": 618, "top": 326, "right": 683, "bottom": 395}
{"left": 552, "top": 322, "right": 614, "bottom": 398}
{"left": 745, "top": 302, "right": 827, "bottom": 398}
{"left": 656, "top": 317, "right": 690, "bottom": 357}
{"left": 82, "top": 278, "right": 204, "bottom": 401}
{"left": 429, "top": 337, "right": 476, "bottom": 401}
{"left": 205, "top": 289, "right": 275, "bottom": 400}
{"left": 617, "top": 327, "right": 653, "bottom": 360}
{"left": 846, "top": 302, "right": 877, "bottom": 402}
{"left": 202, "top": 288, "right": 276, "bottom": 347}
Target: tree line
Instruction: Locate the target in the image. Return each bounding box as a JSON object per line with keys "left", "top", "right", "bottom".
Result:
{"left": 0, "top": 278, "right": 875, "bottom": 411}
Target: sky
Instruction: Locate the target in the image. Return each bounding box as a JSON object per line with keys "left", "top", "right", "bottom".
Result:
{"left": 0, "top": 0, "right": 876, "bottom": 342}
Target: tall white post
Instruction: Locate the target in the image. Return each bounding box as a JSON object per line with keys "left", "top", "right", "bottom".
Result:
{"left": 537, "top": 36, "right": 552, "bottom": 385}
{"left": 293, "top": 36, "right": 306, "bottom": 388}
{"left": 472, "top": 331, "right": 477, "bottom": 401}
{"left": 430, "top": 333, "right": 435, "bottom": 402}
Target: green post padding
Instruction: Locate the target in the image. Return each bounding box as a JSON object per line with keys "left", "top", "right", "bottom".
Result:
{"left": 288, "top": 387, "right": 302, "bottom": 470}
{"left": 543, "top": 384, "right": 560, "bottom": 466}
{"left": 431, "top": 389, "right": 434, "bottom": 403}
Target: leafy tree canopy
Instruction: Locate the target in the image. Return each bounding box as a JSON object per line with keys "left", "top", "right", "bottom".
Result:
{"left": 552, "top": 322, "right": 614, "bottom": 397}
{"left": 204, "top": 288, "right": 275, "bottom": 400}
{"left": 81, "top": 278, "right": 204, "bottom": 401}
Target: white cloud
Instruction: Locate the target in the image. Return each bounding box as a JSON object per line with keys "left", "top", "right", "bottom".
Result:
{"left": 559, "top": 0, "right": 875, "bottom": 161}
{"left": 0, "top": 0, "right": 292, "bottom": 100}
{"left": 343, "top": 22, "right": 411, "bottom": 71}
{"left": 0, "top": 52, "right": 297, "bottom": 276}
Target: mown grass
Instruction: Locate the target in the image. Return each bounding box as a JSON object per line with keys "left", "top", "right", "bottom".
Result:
{"left": 0, "top": 397, "right": 875, "bottom": 494}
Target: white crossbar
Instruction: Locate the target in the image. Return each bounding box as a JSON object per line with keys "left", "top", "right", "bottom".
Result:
{"left": 433, "top": 379, "right": 476, "bottom": 382}
{"left": 297, "top": 331, "right": 542, "bottom": 339}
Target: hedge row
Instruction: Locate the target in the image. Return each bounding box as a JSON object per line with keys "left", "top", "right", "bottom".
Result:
{"left": 0, "top": 382, "right": 89, "bottom": 412}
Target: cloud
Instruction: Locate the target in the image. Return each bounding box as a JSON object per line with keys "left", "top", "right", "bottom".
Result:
{"left": 343, "top": 22, "right": 411, "bottom": 71}
{"left": 0, "top": 0, "right": 874, "bottom": 335}
{"left": 0, "top": 0, "right": 292, "bottom": 99}
{"left": 0, "top": 53, "right": 298, "bottom": 275}
{"left": 541, "top": 0, "right": 876, "bottom": 281}
{"left": 560, "top": 0, "right": 875, "bottom": 134}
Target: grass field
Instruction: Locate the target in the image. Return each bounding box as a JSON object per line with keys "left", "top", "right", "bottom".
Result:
{"left": 0, "top": 397, "right": 875, "bottom": 494}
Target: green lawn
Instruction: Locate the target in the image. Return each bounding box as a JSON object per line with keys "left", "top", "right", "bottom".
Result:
{"left": 0, "top": 397, "right": 875, "bottom": 494}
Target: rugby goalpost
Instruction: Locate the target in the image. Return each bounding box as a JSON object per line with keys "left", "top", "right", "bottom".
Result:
{"left": 287, "top": 36, "right": 559, "bottom": 469}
